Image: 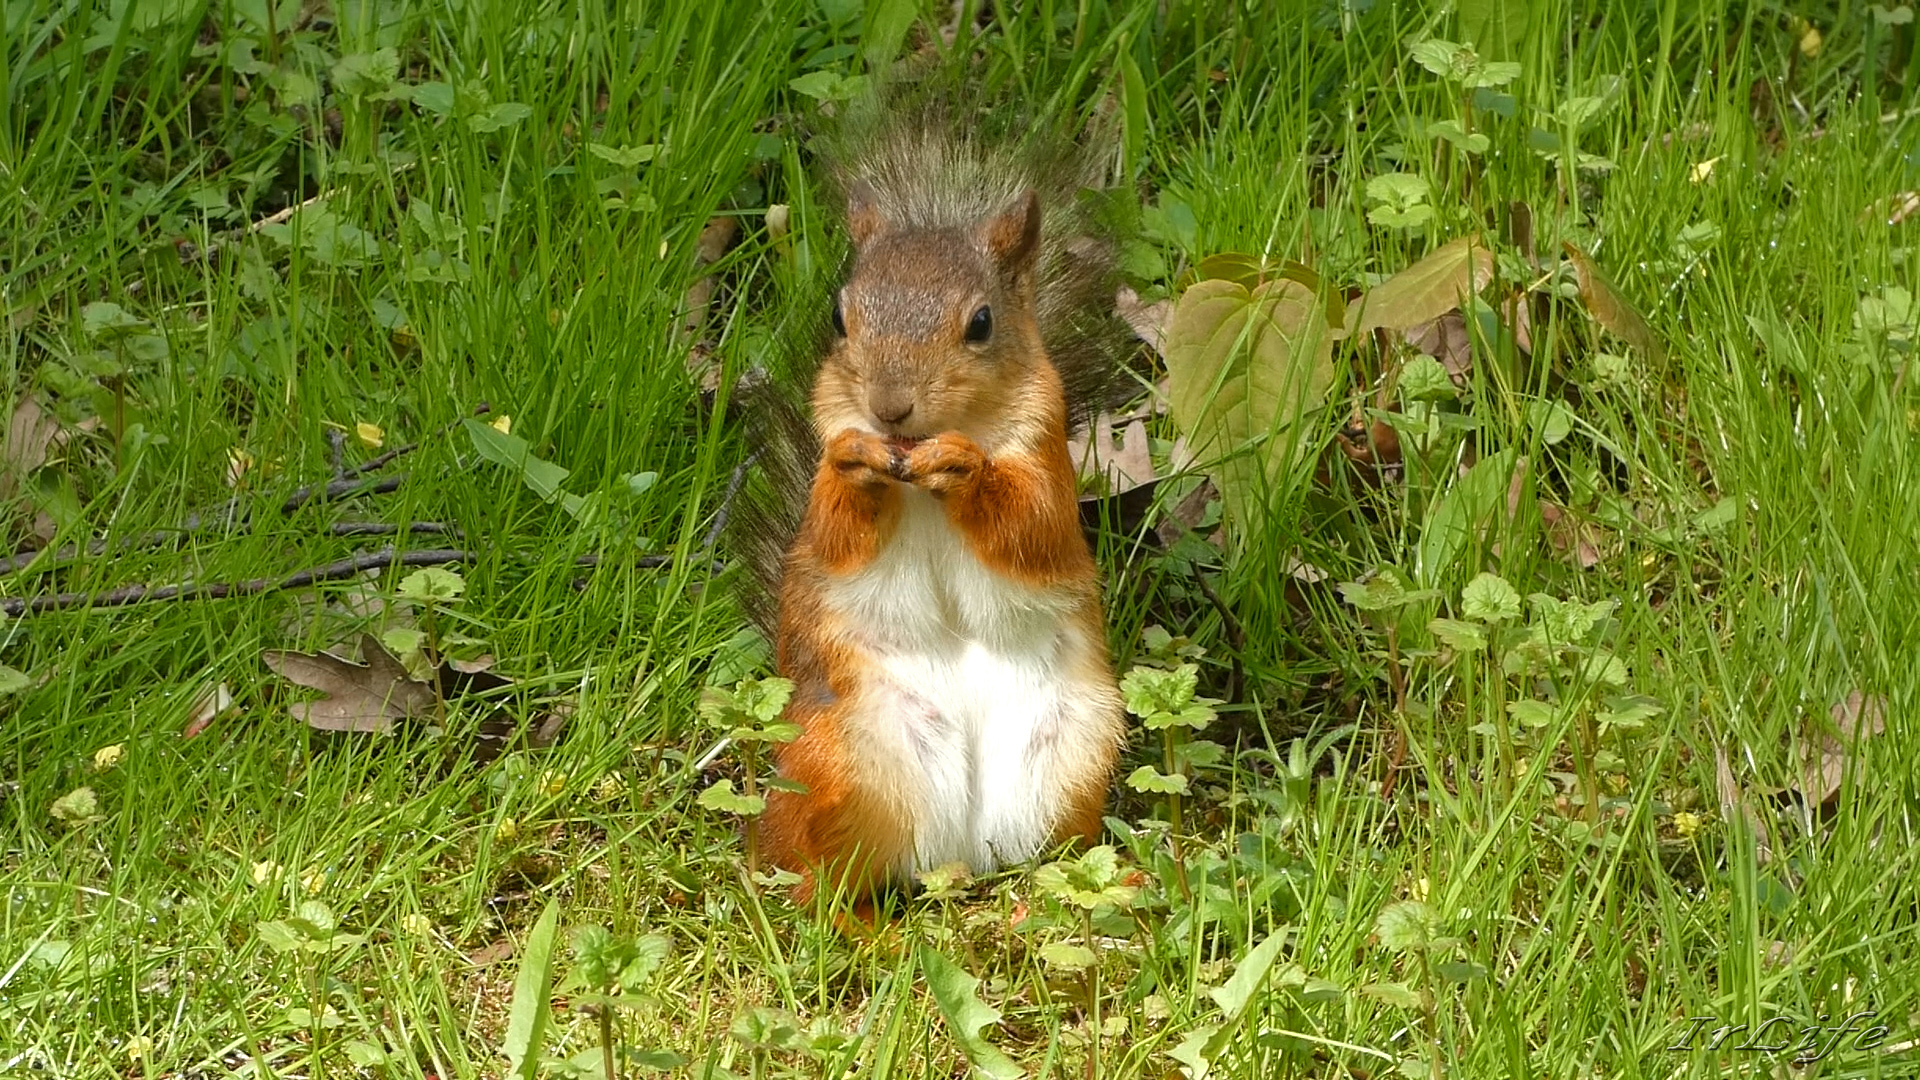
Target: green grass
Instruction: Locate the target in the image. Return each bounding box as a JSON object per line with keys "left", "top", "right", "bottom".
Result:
{"left": 3, "top": 0, "right": 1919, "bottom": 1076}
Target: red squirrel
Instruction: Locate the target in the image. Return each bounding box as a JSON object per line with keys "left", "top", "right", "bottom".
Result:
{"left": 752, "top": 127, "right": 1130, "bottom": 904}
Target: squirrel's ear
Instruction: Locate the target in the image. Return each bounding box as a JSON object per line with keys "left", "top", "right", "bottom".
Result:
{"left": 846, "top": 180, "right": 885, "bottom": 248}
{"left": 980, "top": 189, "right": 1041, "bottom": 274}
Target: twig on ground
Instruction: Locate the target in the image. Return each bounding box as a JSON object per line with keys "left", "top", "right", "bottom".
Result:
{"left": 0, "top": 547, "right": 474, "bottom": 617}
{"left": 702, "top": 457, "right": 754, "bottom": 551}
{"left": 3, "top": 404, "right": 489, "bottom": 576}
{"left": 1193, "top": 571, "right": 1247, "bottom": 705}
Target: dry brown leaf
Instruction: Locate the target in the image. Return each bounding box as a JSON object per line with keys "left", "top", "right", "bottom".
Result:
{"left": 466, "top": 939, "right": 515, "bottom": 966}
{"left": 1349, "top": 234, "right": 1496, "bottom": 336}
{"left": 2, "top": 397, "right": 62, "bottom": 500}
{"left": 262, "top": 634, "right": 435, "bottom": 734}
{"left": 1563, "top": 241, "right": 1667, "bottom": 363}
{"left": 682, "top": 215, "right": 741, "bottom": 392}
{"left": 1539, "top": 500, "right": 1606, "bottom": 569}
{"left": 1502, "top": 290, "right": 1535, "bottom": 356}
{"left": 181, "top": 681, "right": 236, "bottom": 739}
{"left": 1071, "top": 412, "right": 1156, "bottom": 494}
{"left": 1115, "top": 285, "right": 1173, "bottom": 357}
{"left": 1714, "top": 743, "right": 1772, "bottom": 865}
{"left": 1404, "top": 310, "right": 1472, "bottom": 381}
{"left": 1795, "top": 691, "right": 1888, "bottom": 806}
{"left": 1154, "top": 477, "right": 1222, "bottom": 549}
{"left": 1862, "top": 191, "right": 1920, "bottom": 227}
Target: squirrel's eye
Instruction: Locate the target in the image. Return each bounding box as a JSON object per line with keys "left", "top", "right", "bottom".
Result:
{"left": 964, "top": 305, "right": 993, "bottom": 343}
{"left": 831, "top": 298, "right": 847, "bottom": 337}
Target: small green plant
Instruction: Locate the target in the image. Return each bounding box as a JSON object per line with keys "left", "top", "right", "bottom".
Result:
{"left": 1031, "top": 844, "right": 1146, "bottom": 1076}
{"left": 256, "top": 900, "right": 368, "bottom": 1055}
{"left": 1121, "top": 661, "right": 1222, "bottom": 847}
{"left": 696, "top": 676, "right": 799, "bottom": 874}
{"left": 550, "top": 925, "right": 681, "bottom": 1079}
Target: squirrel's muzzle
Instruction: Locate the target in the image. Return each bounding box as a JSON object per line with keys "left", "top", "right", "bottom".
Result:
{"left": 868, "top": 384, "right": 915, "bottom": 426}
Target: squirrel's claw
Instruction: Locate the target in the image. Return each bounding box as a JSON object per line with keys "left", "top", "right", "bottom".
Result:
{"left": 904, "top": 432, "right": 985, "bottom": 493}
{"left": 825, "top": 429, "right": 900, "bottom": 489}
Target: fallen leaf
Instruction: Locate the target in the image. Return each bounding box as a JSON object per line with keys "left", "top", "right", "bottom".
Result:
{"left": 1795, "top": 691, "right": 1888, "bottom": 806}
{"left": 1404, "top": 310, "right": 1472, "bottom": 380}
{"left": 262, "top": 634, "right": 435, "bottom": 733}
{"left": 1071, "top": 413, "right": 1156, "bottom": 494}
{"left": 181, "top": 681, "right": 236, "bottom": 739}
{"left": 1713, "top": 743, "right": 1771, "bottom": 865}
{"left": 1563, "top": 241, "right": 1666, "bottom": 363}
{"left": 2, "top": 396, "right": 62, "bottom": 500}
{"left": 1688, "top": 156, "right": 1721, "bottom": 183}
{"left": 226, "top": 448, "right": 254, "bottom": 489}
{"left": 1862, "top": 191, "right": 1920, "bottom": 227}
{"left": 682, "top": 215, "right": 740, "bottom": 345}
{"left": 1154, "top": 476, "right": 1221, "bottom": 549}
{"left": 1114, "top": 285, "right": 1172, "bottom": 356}
{"left": 467, "top": 939, "right": 516, "bottom": 966}
{"left": 1349, "top": 234, "right": 1496, "bottom": 336}
{"left": 354, "top": 422, "right": 384, "bottom": 449}
{"left": 1539, "top": 500, "right": 1606, "bottom": 569}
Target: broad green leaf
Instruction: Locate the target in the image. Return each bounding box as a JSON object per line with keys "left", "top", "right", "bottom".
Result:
{"left": 1359, "top": 981, "right": 1425, "bottom": 1009}
{"left": 1350, "top": 235, "right": 1495, "bottom": 335}
{"left": 1365, "top": 172, "right": 1431, "bottom": 208}
{"left": 296, "top": 899, "right": 337, "bottom": 932}
{"left": 1528, "top": 400, "right": 1576, "bottom": 444}
{"left": 1337, "top": 568, "right": 1435, "bottom": 612}
{"left": 1408, "top": 39, "right": 1463, "bottom": 78}
{"left": 588, "top": 143, "right": 659, "bottom": 168}
{"left": 1165, "top": 277, "right": 1335, "bottom": 533}
{"left": 81, "top": 301, "right": 144, "bottom": 336}
{"left": 0, "top": 666, "right": 30, "bottom": 694}
{"left": 1038, "top": 942, "right": 1098, "bottom": 971}
{"left": 1167, "top": 1024, "right": 1221, "bottom": 1079}
{"left": 331, "top": 48, "right": 398, "bottom": 96}
{"left": 697, "top": 780, "right": 765, "bottom": 816}
{"left": 468, "top": 102, "right": 532, "bottom": 133}
{"left": 1428, "top": 617, "right": 1488, "bottom": 653}
{"left": 1563, "top": 241, "right": 1665, "bottom": 362}
{"left": 464, "top": 417, "right": 573, "bottom": 502}
{"left": 1174, "top": 930, "right": 1288, "bottom": 1073}
{"left": 1529, "top": 593, "right": 1616, "bottom": 643}
{"left": 862, "top": 0, "right": 918, "bottom": 68}
{"left": 503, "top": 900, "right": 561, "bottom": 1080}
{"left": 1397, "top": 355, "right": 1456, "bottom": 402}
{"left": 397, "top": 566, "right": 464, "bottom": 603}
{"left": 1461, "top": 572, "right": 1522, "bottom": 622}
{"left": 257, "top": 920, "right": 309, "bottom": 953}
{"left": 1127, "top": 766, "right": 1189, "bottom": 795}
{"left": 1209, "top": 929, "right": 1288, "bottom": 1017}
{"left": 1416, "top": 447, "right": 1517, "bottom": 588}
{"left": 1374, "top": 900, "right": 1436, "bottom": 951}
{"left": 918, "top": 947, "right": 1023, "bottom": 1080}
{"left": 1175, "top": 739, "right": 1226, "bottom": 769}
{"left": 1508, "top": 699, "right": 1557, "bottom": 729}
{"left": 1429, "top": 119, "right": 1489, "bottom": 154}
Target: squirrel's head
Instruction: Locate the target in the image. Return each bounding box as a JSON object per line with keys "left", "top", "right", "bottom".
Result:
{"left": 814, "top": 184, "right": 1051, "bottom": 444}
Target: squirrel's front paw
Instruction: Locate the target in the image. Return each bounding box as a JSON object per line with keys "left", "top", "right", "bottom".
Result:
{"left": 904, "top": 432, "right": 985, "bottom": 494}
{"left": 825, "top": 428, "right": 904, "bottom": 489}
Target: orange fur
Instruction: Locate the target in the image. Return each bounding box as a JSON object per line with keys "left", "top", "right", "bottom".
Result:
{"left": 755, "top": 176, "right": 1123, "bottom": 909}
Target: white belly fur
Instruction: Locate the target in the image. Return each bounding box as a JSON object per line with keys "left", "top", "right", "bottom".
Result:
{"left": 823, "top": 488, "right": 1105, "bottom": 877}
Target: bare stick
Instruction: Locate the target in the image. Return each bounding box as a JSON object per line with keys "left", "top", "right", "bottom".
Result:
{"left": 702, "top": 457, "right": 754, "bottom": 551}
{"left": 1, "top": 547, "right": 474, "bottom": 617}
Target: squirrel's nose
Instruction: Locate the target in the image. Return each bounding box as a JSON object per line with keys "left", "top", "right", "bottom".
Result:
{"left": 868, "top": 387, "right": 914, "bottom": 425}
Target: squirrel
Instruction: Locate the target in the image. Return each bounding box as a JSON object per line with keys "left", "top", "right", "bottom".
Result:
{"left": 743, "top": 105, "right": 1135, "bottom": 906}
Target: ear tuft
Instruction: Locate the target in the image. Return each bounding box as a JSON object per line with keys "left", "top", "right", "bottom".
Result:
{"left": 846, "top": 179, "right": 885, "bottom": 248}
{"left": 978, "top": 188, "right": 1041, "bottom": 274}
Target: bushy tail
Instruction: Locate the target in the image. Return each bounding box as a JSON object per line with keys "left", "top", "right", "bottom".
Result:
{"left": 726, "top": 83, "right": 1138, "bottom": 637}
